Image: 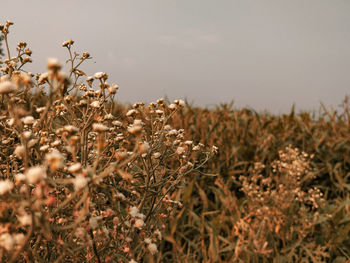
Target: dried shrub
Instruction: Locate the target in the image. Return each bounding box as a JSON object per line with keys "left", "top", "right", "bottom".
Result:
{"left": 0, "top": 20, "right": 216, "bottom": 262}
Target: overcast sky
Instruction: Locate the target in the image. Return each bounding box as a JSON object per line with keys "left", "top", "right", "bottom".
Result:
{"left": 1, "top": 0, "right": 350, "bottom": 113}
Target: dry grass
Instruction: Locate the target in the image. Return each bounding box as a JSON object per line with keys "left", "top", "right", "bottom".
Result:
{"left": 1, "top": 20, "right": 350, "bottom": 263}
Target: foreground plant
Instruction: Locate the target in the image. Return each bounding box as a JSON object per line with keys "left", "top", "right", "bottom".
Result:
{"left": 0, "top": 20, "right": 216, "bottom": 262}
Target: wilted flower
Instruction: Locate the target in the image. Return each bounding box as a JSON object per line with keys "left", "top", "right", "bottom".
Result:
{"left": 90, "top": 100, "right": 100, "bottom": 108}
{"left": 108, "top": 84, "right": 118, "bottom": 94}
{"left": 40, "top": 145, "right": 50, "bottom": 152}
{"left": 38, "top": 72, "right": 49, "bottom": 84}
{"left": 94, "top": 72, "right": 107, "bottom": 79}
{"left": 47, "top": 58, "right": 62, "bottom": 71}
{"left": 45, "top": 149, "right": 64, "bottom": 171}
{"left": 129, "top": 206, "right": 139, "bottom": 217}
{"left": 21, "top": 116, "right": 35, "bottom": 125}
{"left": 139, "top": 142, "right": 149, "bottom": 154}
{"left": 0, "top": 233, "right": 15, "bottom": 251}
{"left": 104, "top": 113, "right": 114, "bottom": 120}
{"left": 0, "top": 80, "right": 16, "bottom": 94}
{"left": 168, "top": 103, "right": 176, "bottom": 110}
{"left": 126, "top": 109, "right": 137, "bottom": 117}
{"left": 14, "top": 145, "right": 25, "bottom": 158}
{"left": 68, "top": 163, "right": 82, "bottom": 173}
{"left": 25, "top": 166, "right": 46, "bottom": 184}
{"left": 14, "top": 173, "right": 26, "bottom": 184}
{"left": 73, "top": 175, "right": 88, "bottom": 191}
{"left": 176, "top": 146, "right": 185, "bottom": 155}
{"left": 92, "top": 123, "right": 109, "bottom": 132}
{"left": 17, "top": 213, "right": 32, "bottom": 226}
{"left": 0, "top": 180, "right": 14, "bottom": 195}
{"left": 64, "top": 125, "right": 79, "bottom": 133}
{"left": 193, "top": 145, "right": 200, "bottom": 151}
{"left": 128, "top": 124, "right": 142, "bottom": 134}
{"left": 147, "top": 242, "right": 158, "bottom": 255}
{"left": 184, "top": 140, "right": 193, "bottom": 145}
{"left": 153, "top": 152, "right": 161, "bottom": 159}
{"left": 134, "top": 219, "right": 144, "bottom": 229}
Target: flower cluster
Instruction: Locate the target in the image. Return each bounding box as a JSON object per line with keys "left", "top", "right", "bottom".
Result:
{"left": 0, "top": 20, "right": 216, "bottom": 262}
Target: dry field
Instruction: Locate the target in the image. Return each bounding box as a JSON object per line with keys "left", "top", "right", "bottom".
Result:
{"left": 0, "top": 20, "right": 350, "bottom": 262}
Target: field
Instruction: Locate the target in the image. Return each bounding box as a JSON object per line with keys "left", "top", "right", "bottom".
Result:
{"left": 1, "top": 20, "right": 350, "bottom": 262}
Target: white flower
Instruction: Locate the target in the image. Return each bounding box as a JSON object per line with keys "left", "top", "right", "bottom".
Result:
{"left": 176, "top": 146, "right": 185, "bottom": 155}
{"left": 126, "top": 109, "right": 137, "bottom": 117}
{"left": 168, "top": 104, "right": 176, "bottom": 110}
{"left": 14, "top": 173, "right": 26, "bottom": 183}
{"left": 193, "top": 145, "right": 200, "bottom": 151}
{"left": 112, "top": 120, "right": 122, "bottom": 127}
{"left": 38, "top": 72, "right": 49, "bottom": 84}
{"left": 139, "top": 142, "right": 149, "bottom": 154}
{"left": 153, "top": 152, "right": 161, "bottom": 159}
{"left": 155, "top": 229, "right": 162, "bottom": 240}
{"left": 28, "top": 139, "right": 38, "bottom": 148}
{"left": 129, "top": 206, "right": 139, "bottom": 217}
{"left": 0, "top": 180, "right": 14, "bottom": 195}
{"left": 6, "top": 118, "right": 14, "bottom": 127}
{"left": 94, "top": 72, "right": 106, "bottom": 79}
{"left": 45, "top": 149, "right": 64, "bottom": 171}
{"left": 0, "top": 233, "right": 14, "bottom": 251}
{"left": 64, "top": 125, "right": 79, "bottom": 133}
{"left": 26, "top": 166, "right": 46, "bottom": 184}
{"left": 90, "top": 101, "right": 101, "bottom": 108}
{"left": 92, "top": 123, "right": 109, "bottom": 132}
{"left": 178, "top": 99, "right": 185, "bottom": 107}
{"left": 127, "top": 124, "right": 142, "bottom": 134}
{"left": 74, "top": 175, "right": 88, "bottom": 191}
{"left": 21, "top": 116, "right": 35, "bottom": 125}
{"left": 134, "top": 219, "right": 144, "bottom": 229}
{"left": 22, "top": 131, "right": 32, "bottom": 139}
{"left": 17, "top": 213, "right": 32, "bottom": 226}
{"left": 14, "top": 145, "right": 25, "bottom": 158}
{"left": 148, "top": 242, "right": 158, "bottom": 255}
{"left": 47, "top": 58, "right": 62, "bottom": 70}
{"left": 168, "top": 129, "right": 178, "bottom": 136}
{"left": 144, "top": 238, "right": 152, "bottom": 244}
{"left": 51, "top": 140, "right": 61, "bottom": 147}
{"left": 40, "top": 145, "right": 50, "bottom": 152}
{"left": 36, "top": 107, "right": 45, "bottom": 113}
{"left": 155, "top": 110, "right": 164, "bottom": 115}
{"left": 185, "top": 140, "right": 193, "bottom": 145}
{"left": 0, "top": 80, "right": 16, "bottom": 94}
{"left": 68, "top": 163, "right": 82, "bottom": 173}
{"left": 104, "top": 113, "right": 114, "bottom": 120}
{"left": 108, "top": 84, "right": 118, "bottom": 94}
{"left": 13, "top": 233, "right": 25, "bottom": 246}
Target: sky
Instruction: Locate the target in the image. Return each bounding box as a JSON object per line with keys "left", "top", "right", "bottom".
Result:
{"left": 1, "top": 0, "right": 350, "bottom": 113}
